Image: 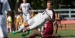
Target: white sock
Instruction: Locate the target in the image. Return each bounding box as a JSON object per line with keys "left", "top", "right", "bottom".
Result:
{"left": 18, "top": 26, "right": 24, "bottom": 32}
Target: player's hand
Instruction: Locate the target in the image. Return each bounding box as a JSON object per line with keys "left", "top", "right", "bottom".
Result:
{"left": 23, "top": 27, "right": 30, "bottom": 31}
{"left": 18, "top": 10, "right": 22, "bottom": 12}
{"left": 24, "top": 22, "right": 29, "bottom": 26}
{"left": 18, "top": 8, "right": 22, "bottom": 12}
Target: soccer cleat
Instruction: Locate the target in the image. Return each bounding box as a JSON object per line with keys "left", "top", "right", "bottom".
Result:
{"left": 12, "top": 31, "right": 17, "bottom": 34}
{"left": 29, "top": 30, "right": 32, "bottom": 34}
{"left": 12, "top": 30, "right": 19, "bottom": 34}
{"left": 21, "top": 31, "right": 30, "bottom": 37}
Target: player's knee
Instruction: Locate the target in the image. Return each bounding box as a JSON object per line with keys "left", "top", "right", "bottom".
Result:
{"left": 24, "top": 22, "right": 29, "bottom": 26}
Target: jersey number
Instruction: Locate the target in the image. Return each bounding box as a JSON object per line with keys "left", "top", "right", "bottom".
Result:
{"left": 0, "top": 2, "right": 3, "bottom": 14}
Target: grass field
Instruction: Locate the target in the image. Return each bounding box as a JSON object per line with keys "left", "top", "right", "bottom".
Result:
{"left": 8, "top": 32, "right": 40, "bottom": 38}
{"left": 57, "top": 30, "right": 75, "bottom": 38}
{"left": 8, "top": 32, "right": 33, "bottom": 38}
{"left": 8, "top": 30, "right": 75, "bottom": 38}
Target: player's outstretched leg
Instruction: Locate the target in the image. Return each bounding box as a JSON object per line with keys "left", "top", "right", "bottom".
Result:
{"left": 21, "top": 28, "right": 32, "bottom": 37}
{"left": 12, "top": 26, "right": 24, "bottom": 34}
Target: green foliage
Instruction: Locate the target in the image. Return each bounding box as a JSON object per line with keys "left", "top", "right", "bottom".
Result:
{"left": 27, "top": 0, "right": 47, "bottom": 9}
{"left": 8, "top": 0, "right": 75, "bottom": 9}
{"left": 8, "top": 0, "right": 60, "bottom": 9}
{"left": 52, "top": 0, "right": 60, "bottom": 9}
{"left": 27, "top": 0, "right": 60, "bottom": 9}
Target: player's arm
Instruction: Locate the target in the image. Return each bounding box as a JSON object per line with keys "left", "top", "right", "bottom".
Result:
{"left": 29, "top": 8, "right": 33, "bottom": 14}
{"left": 18, "top": 8, "right": 22, "bottom": 13}
{"left": 5, "top": 0, "right": 11, "bottom": 11}
{"left": 49, "top": 10, "right": 55, "bottom": 22}
{"left": 49, "top": 17, "right": 55, "bottom": 22}
{"left": 28, "top": 3, "right": 34, "bottom": 18}
{"left": 5, "top": 0, "right": 12, "bottom": 14}
{"left": 18, "top": 4, "right": 22, "bottom": 13}
{"left": 52, "top": 10, "right": 55, "bottom": 22}
{"left": 30, "top": 8, "right": 35, "bottom": 18}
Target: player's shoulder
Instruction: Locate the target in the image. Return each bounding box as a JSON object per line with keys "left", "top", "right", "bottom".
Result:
{"left": 46, "top": 8, "right": 47, "bottom": 10}
{"left": 20, "top": 3, "right": 24, "bottom": 6}
{"left": 26, "top": 3, "right": 30, "bottom": 5}
{"left": 20, "top": 3, "right": 23, "bottom": 5}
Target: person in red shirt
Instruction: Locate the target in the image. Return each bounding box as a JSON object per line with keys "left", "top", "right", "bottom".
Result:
{"left": 43, "top": 20, "right": 53, "bottom": 38}
{"left": 29, "top": 20, "right": 54, "bottom": 38}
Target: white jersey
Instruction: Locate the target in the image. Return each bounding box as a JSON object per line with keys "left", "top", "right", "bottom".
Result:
{"left": 28, "top": 9, "right": 53, "bottom": 29}
{"left": 20, "top": 3, "right": 31, "bottom": 15}
{"left": 44, "top": 9, "right": 53, "bottom": 19}
{"left": 30, "top": 9, "right": 53, "bottom": 23}
{"left": 0, "top": 0, "right": 11, "bottom": 38}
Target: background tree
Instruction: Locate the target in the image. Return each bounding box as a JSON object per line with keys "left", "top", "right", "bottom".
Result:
{"left": 53, "top": 0, "right": 60, "bottom": 9}
{"left": 8, "top": 0, "right": 16, "bottom": 31}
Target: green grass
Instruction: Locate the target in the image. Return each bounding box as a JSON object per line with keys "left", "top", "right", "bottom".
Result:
{"left": 57, "top": 30, "right": 75, "bottom": 38}
{"left": 8, "top": 30, "right": 75, "bottom": 38}
{"left": 8, "top": 33, "right": 23, "bottom": 38}
{"left": 8, "top": 32, "right": 33, "bottom": 38}
{"left": 8, "top": 32, "right": 39, "bottom": 38}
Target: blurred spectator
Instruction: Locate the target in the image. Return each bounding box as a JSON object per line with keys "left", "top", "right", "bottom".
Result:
{"left": 7, "top": 14, "right": 12, "bottom": 33}
{"left": 54, "top": 12, "right": 61, "bottom": 34}
{"left": 15, "top": 13, "right": 20, "bottom": 30}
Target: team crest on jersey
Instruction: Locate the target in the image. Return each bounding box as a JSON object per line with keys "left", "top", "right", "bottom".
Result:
{"left": 24, "top": 6, "right": 26, "bottom": 9}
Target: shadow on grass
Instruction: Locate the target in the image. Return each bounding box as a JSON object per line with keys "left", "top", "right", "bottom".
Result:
{"left": 59, "top": 35, "right": 75, "bottom": 37}
{"left": 23, "top": 36, "right": 61, "bottom": 38}
{"left": 58, "top": 35, "right": 75, "bottom": 38}
{"left": 52, "top": 35, "right": 61, "bottom": 38}
{"left": 22, "top": 35, "right": 75, "bottom": 38}
{"left": 22, "top": 36, "right": 28, "bottom": 38}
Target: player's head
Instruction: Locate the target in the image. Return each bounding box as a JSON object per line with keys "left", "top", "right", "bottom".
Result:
{"left": 47, "top": 0, "right": 53, "bottom": 10}
{"left": 22, "top": 0, "right": 27, "bottom": 3}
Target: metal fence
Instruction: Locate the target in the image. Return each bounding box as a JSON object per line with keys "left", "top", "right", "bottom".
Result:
{"left": 33, "top": 9, "right": 75, "bottom": 20}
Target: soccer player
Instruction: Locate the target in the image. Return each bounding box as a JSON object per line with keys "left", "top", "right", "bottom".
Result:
{"left": 18, "top": 0, "right": 32, "bottom": 23}
{"left": 0, "top": 0, "right": 11, "bottom": 38}
{"left": 15, "top": 14, "right": 20, "bottom": 30}
{"left": 23, "top": 0, "right": 55, "bottom": 37}
{"left": 13, "top": 0, "right": 32, "bottom": 34}
{"left": 29, "top": 20, "right": 54, "bottom": 38}
{"left": 54, "top": 12, "right": 61, "bottom": 34}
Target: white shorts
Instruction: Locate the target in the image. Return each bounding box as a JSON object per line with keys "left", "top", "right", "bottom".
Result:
{"left": 28, "top": 13, "right": 46, "bottom": 29}
{"left": 0, "top": 15, "right": 8, "bottom": 38}
{"left": 28, "top": 13, "right": 42, "bottom": 26}
{"left": 23, "top": 14, "right": 30, "bottom": 22}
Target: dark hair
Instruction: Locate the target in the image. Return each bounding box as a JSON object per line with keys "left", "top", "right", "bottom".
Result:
{"left": 47, "top": 0, "right": 53, "bottom": 5}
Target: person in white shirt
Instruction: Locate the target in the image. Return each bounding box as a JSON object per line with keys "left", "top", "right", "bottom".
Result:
{"left": 25, "top": 9, "right": 55, "bottom": 30}
{"left": 13, "top": 0, "right": 32, "bottom": 34}
{"left": 18, "top": 0, "right": 32, "bottom": 23}
{"left": 0, "top": 0, "right": 11, "bottom": 38}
